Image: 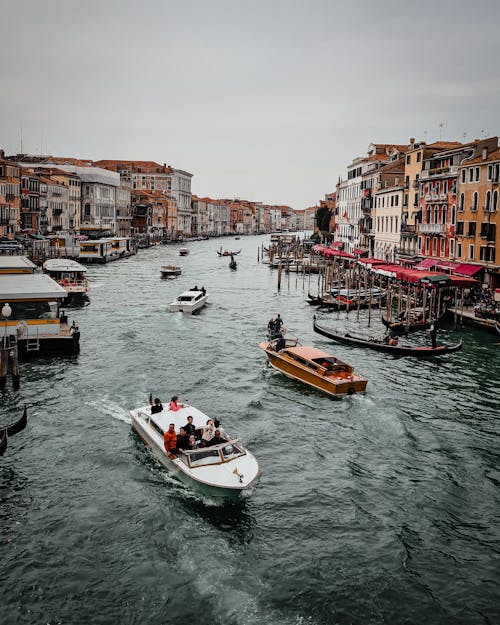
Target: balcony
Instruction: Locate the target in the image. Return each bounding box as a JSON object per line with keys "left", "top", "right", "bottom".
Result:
{"left": 420, "top": 165, "right": 458, "bottom": 179}
{"left": 419, "top": 223, "right": 446, "bottom": 234}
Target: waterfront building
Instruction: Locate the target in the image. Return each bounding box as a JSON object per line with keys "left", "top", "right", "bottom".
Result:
{"left": 191, "top": 196, "right": 210, "bottom": 237}
{"left": 399, "top": 139, "right": 463, "bottom": 259}
{"left": 115, "top": 185, "right": 132, "bottom": 238}
{"left": 0, "top": 152, "right": 21, "bottom": 238}
{"left": 131, "top": 190, "right": 171, "bottom": 242}
{"left": 337, "top": 143, "right": 407, "bottom": 254}
{"left": 455, "top": 142, "right": 500, "bottom": 289}
{"left": 417, "top": 137, "right": 498, "bottom": 267}
{"left": 269, "top": 206, "right": 282, "bottom": 232}
{"left": 20, "top": 172, "right": 40, "bottom": 232}
{"left": 372, "top": 159, "right": 405, "bottom": 261}
{"left": 42, "top": 176, "right": 70, "bottom": 233}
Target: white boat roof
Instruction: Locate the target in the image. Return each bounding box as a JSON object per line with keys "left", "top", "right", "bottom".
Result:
{"left": 0, "top": 256, "right": 37, "bottom": 272}
{"left": 0, "top": 274, "right": 68, "bottom": 300}
{"left": 43, "top": 259, "right": 88, "bottom": 273}
{"left": 178, "top": 289, "right": 204, "bottom": 297}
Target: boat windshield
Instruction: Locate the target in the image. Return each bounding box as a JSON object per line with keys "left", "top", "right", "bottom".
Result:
{"left": 181, "top": 439, "right": 246, "bottom": 468}
{"left": 186, "top": 448, "right": 221, "bottom": 467}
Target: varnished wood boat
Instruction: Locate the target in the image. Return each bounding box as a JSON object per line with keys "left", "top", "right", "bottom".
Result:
{"left": 259, "top": 338, "right": 367, "bottom": 396}
{"left": 313, "top": 318, "right": 462, "bottom": 357}
{"left": 160, "top": 264, "right": 182, "bottom": 278}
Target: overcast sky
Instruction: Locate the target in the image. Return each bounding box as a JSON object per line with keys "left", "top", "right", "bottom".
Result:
{"left": 1, "top": 0, "right": 500, "bottom": 208}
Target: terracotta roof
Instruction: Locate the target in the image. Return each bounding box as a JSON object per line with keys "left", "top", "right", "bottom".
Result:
{"left": 459, "top": 147, "right": 500, "bottom": 165}
{"left": 426, "top": 141, "right": 463, "bottom": 150}
{"left": 95, "top": 160, "right": 173, "bottom": 173}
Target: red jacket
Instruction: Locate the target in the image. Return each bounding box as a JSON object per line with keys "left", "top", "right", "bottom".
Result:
{"left": 163, "top": 430, "right": 177, "bottom": 452}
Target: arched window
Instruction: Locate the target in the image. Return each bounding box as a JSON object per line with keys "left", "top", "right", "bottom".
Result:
{"left": 434, "top": 206, "right": 439, "bottom": 223}
{"left": 472, "top": 191, "right": 478, "bottom": 211}
{"left": 442, "top": 206, "right": 447, "bottom": 224}
{"left": 426, "top": 207, "right": 431, "bottom": 223}
{"left": 485, "top": 191, "right": 491, "bottom": 211}
{"left": 451, "top": 204, "right": 456, "bottom": 225}
{"left": 493, "top": 190, "right": 498, "bottom": 212}
{"left": 459, "top": 193, "right": 464, "bottom": 211}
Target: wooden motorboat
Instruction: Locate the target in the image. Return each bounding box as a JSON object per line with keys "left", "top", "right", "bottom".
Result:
{"left": 179, "top": 247, "right": 190, "bottom": 256}
{"left": 160, "top": 265, "right": 182, "bottom": 278}
{"left": 43, "top": 259, "right": 90, "bottom": 301}
{"left": 169, "top": 288, "right": 207, "bottom": 314}
{"left": 313, "top": 317, "right": 463, "bottom": 357}
{"left": 217, "top": 248, "right": 241, "bottom": 257}
{"left": 130, "top": 403, "right": 260, "bottom": 499}
{"left": 259, "top": 338, "right": 367, "bottom": 396}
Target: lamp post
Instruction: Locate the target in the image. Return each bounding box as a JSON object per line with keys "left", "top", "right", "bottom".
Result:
{"left": 2, "top": 302, "right": 11, "bottom": 342}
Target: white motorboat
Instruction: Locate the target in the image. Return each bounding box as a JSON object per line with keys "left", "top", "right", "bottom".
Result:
{"left": 169, "top": 288, "right": 207, "bottom": 314}
{"left": 43, "top": 258, "right": 90, "bottom": 301}
{"left": 160, "top": 265, "right": 182, "bottom": 278}
{"left": 179, "top": 247, "right": 190, "bottom": 256}
{"left": 129, "top": 403, "right": 260, "bottom": 499}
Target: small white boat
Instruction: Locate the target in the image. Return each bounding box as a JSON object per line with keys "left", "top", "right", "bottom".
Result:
{"left": 169, "top": 288, "right": 207, "bottom": 314}
{"left": 129, "top": 403, "right": 260, "bottom": 499}
{"left": 160, "top": 265, "right": 182, "bottom": 278}
{"left": 43, "top": 259, "right": 90, "bottom": 301}
{"left": 179, "top": 247, "right": 190, "bottom": 256}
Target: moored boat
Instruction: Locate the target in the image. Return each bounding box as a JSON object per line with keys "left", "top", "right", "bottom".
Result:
{"left": 259, "top": 337, "right": 367, "bottom": 396}
{"left": 130, "top": 403, "right": 260, "bottom": 499}
{"left": 43, "top": 259, "right": 90, "bottom": 302}
{"left": 381, "top": 309, "right": 445, "bottom": 334}
{"left": 313, "top": 317, "right": 463, "bottom": 357}
{"left": 0, "top": 272, "right": 80, "bottom": 356}
{"left": 160, "top": 265, "right": 182, "bottom": 278}
{"left": 169, "top": 288, "right": 207, "bottom": 314}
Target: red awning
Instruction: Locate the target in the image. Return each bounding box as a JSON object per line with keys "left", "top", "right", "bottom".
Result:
{"left": 330, "top": 241, "right": 343, "bottom": 249}
{"left": 358, "top": 257, "right": 386, "bottom": 265}
{"left": 448, "top": 275, "right": 478, "bottom": 287}
{"left": 454, "top": 263, "right": 482, "bottom": 276}
{"left": 353, "top": 247, "right": 368, "bottom": 256}
{"left": 415, "top": 258, "right": 438, "bottom": 270}
{"left": 436, "top": 260, "right": 458, "bottom": 272}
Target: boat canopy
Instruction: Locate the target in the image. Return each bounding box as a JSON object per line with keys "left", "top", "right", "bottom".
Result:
{"left": 0, "top": 274, "right": 67, "bottom": 301}
{"left": 43, "top": 259, "right": 87, "bottom": 273}
{"left": 0, "top": 256, "right": 37, "bottom": 274}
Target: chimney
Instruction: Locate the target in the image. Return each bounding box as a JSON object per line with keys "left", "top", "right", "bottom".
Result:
{"left": 482, "top": 148, "right": 488, "bottom": 160}
{"left": 409, "top": 137, "right": 415, "bottom": 146}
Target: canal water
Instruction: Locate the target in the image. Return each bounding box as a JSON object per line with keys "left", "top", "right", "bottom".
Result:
{"left": 1, "top": 235, "right": 499, "bottom": 625}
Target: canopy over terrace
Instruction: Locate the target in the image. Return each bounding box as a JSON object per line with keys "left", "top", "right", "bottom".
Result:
{"left": 312, "top": 245, "right": 355, "bottom": 259}
{"left": 370, "top": 264, "right": 478, "bottom": 288}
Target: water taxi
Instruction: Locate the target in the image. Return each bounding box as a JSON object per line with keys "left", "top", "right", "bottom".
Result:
{"left": 130, "top": 403, "right": 260, "bottom": 499}
{"left": 0, "top": 273, "right": 80, "bottom": 356}
{"left": 78, "top": 237, "right": 135, "bottom": 263}
{"left": 43, "top": 259, "right": 90, "bottom": 302}
{"left": 160, "top": 265, "right": 182, "bottom": 278}
{"left": 179, "top": 247, "right": 190, "bottom": 256}
{"left": 259, "top": 338, "right": 367, "bottom": 396}
{"left": 169, "top": 288, "right": 207, "bottom": 314}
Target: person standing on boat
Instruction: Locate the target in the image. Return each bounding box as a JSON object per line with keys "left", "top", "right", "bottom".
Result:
{"left": 274, "top": 314, "right": 283, "bottom": 333}
{"left": 163, "top": 423, "right": 177, "bottom": 454}
{"left": 429, "top": 319, "right": 437, "bottom": 348}
{"left": 149, "top": 394, "right": 163, "bottom": 414}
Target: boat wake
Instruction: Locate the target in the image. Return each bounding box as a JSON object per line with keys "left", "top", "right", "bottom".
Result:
{"left": 86, "top": 398, "right": 131, "bottom": 424}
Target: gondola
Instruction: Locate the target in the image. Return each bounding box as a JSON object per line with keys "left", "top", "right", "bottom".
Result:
{"left": 496, "top": 322, "right": 500, "bottom": 336}
{"left": 0, "top": 429, "right": 7, "bottom": 456}
{"left": 307, "top": 292, "right": 385, "bottom": 310}
{"left": 6, "top": 404, "right": 28, "bottom": 436}
{"left": 229, "top": 258, "right": 237, "bottom": 270}
{"left": 217, "top": 249, "right": 241, "bottom": 257}
{"left": 313, "top": 317, "right": 462, "bottom": 357}
{"left": 381, "top": 310, "right": 445, "bottom": 334}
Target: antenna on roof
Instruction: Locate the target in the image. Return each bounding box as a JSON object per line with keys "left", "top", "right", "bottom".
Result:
{"left": 438, "top": 122, "right": 444, "bottom": 140}
{"left": 480, "top": 129, "right": 486, "bottom": 138}
{"left": 423, "top": 129, "right": 428, "bottom": 142}
{"left": 19, "top": 123, "right": 23, "bottom": 154}
{"left": 462, "top": 132, "right": 468, "bottom": 141}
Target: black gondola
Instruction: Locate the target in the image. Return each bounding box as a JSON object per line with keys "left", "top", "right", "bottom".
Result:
{"left": 6, "top": 404, "right": 28, "bottom": 436}
{"left": 0, "top": 429, "right": 7, "bottom": 456}
{"left": 217, "top": 248, "right": 241, "bottom": 257}
{"left": 496, "top": 322, "right": 500, "bottom": 336}
{"left": 313, "top": 317, "right": 462, "bottom": 357}
{"left": 229, "top": 258, "right": 237, "bottom": 270}
{"left": 307, "top": 292, "right": 385, "bottom": 310}
{"left": 381, "top": 310, "right": 445, "bottom": 334}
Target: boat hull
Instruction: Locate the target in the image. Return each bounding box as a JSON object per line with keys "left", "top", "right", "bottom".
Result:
{"left": 169, "top": 297, "right": 207, "bottom": 314}
{"left": 130, "top": 409, "right": 259, "bottom": 500}
{"left": 17, "top": 332, "right": 80, "bottom": 357}
{"left": 260, "top": 343, "right": 367, "bottom": 396}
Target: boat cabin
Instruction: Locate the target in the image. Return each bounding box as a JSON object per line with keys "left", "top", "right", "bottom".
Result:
{"left": 178, "top": 290, "right": 205, "bottom": 303}
{"left": 283, "top": 346, "right": 354, "bottom": 375}
{"left": 0, "top": 256, "right": 37, "bottom": 275}
{"left": 79, "top": 239, "right": 114, "bottom": 262}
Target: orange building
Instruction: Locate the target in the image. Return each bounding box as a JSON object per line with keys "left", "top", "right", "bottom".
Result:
{"left": 0, "top": 152, "right": 21, "bottom": 237}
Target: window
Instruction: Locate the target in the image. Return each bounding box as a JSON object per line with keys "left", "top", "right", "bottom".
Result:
{"left": 432, "top": 237, "right": 437, "bottom": 255}
{"left": 450, "top": 239, "right": 455, "bottom": 257}
{"left": 417, "top": 152, "right": 421, "bottom": 163}
{"left": 475, "top": 167, "right": 480, "bottom": 182}
{"left": 425, "top": 237, "right": 430, "bottom": 254}
{"left": 485, "top": 191, "right": 491, "bottom": 211}
{"left": 457, "top": 242, "right": 462, "bottom": 258}
{"left": 469, "top": 168, "right": 474, "bottom": 182}
{"left": 468, "top": 244, "right": 475, "bottom": 259}
{"left": 472, "top": 192, "right": 478, "bottom": 211}
{"left": 434, "top": 206, "right": 439, "bottom": 223}
{"left": 459, "top": 193, "right": 464, "bottom": 211}
{"left": 406, "top": 155, "right": 411, "bottom": 165}
{"left": 456, "top": 221, "right": 464, "bottom": 235}
{"left": 468, "top": 222, "right": 476, "bottom": 236}
{"left": 442, "top": 207, "right": 447, "bottom": 224}
{"left": 493, "top": 190, "right": 498, "bottom": 212}
{"left": 461, "top": 169, "right": 466, "bottom": 183}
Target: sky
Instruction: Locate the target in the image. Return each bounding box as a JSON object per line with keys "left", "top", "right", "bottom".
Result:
{"left": 1, "top": 0, "right": 500, "bottom": 209}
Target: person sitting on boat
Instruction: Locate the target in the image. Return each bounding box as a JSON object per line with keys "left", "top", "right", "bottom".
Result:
{"left": 186, "top": 434, "right": 197, "bottom": 450}
{"left": 183, "top": 415, "right": 196, "bottom": 437}
{"left": 275, "top": 336, "right": 286, "bottom": 352}
{"left": 149, "top": 394, "right": 163, "bottom": 414}
{"left": 388, "top": 336, "right": 399, "bottom": 346}
{"left": 213, "top": 419, "right": 227, "bottom": 440}
{"left": 202, "top": 419, "right": 215, "bottom": 442}
{"left": 209, "top": 429, "right": 225, "bottom": 446}
{"left": 169, "top": 396, "right": 182, "bottom": 411}
{"left": 163, "top": 423, "right": 178, "bottom": 454}
{"left": 176, "top": 427, "right": 190, "bottom": 451}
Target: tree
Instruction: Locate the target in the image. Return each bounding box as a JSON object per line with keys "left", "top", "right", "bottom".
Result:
{"left": 315, "top": 205, "right": 333, "bottom": 237}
